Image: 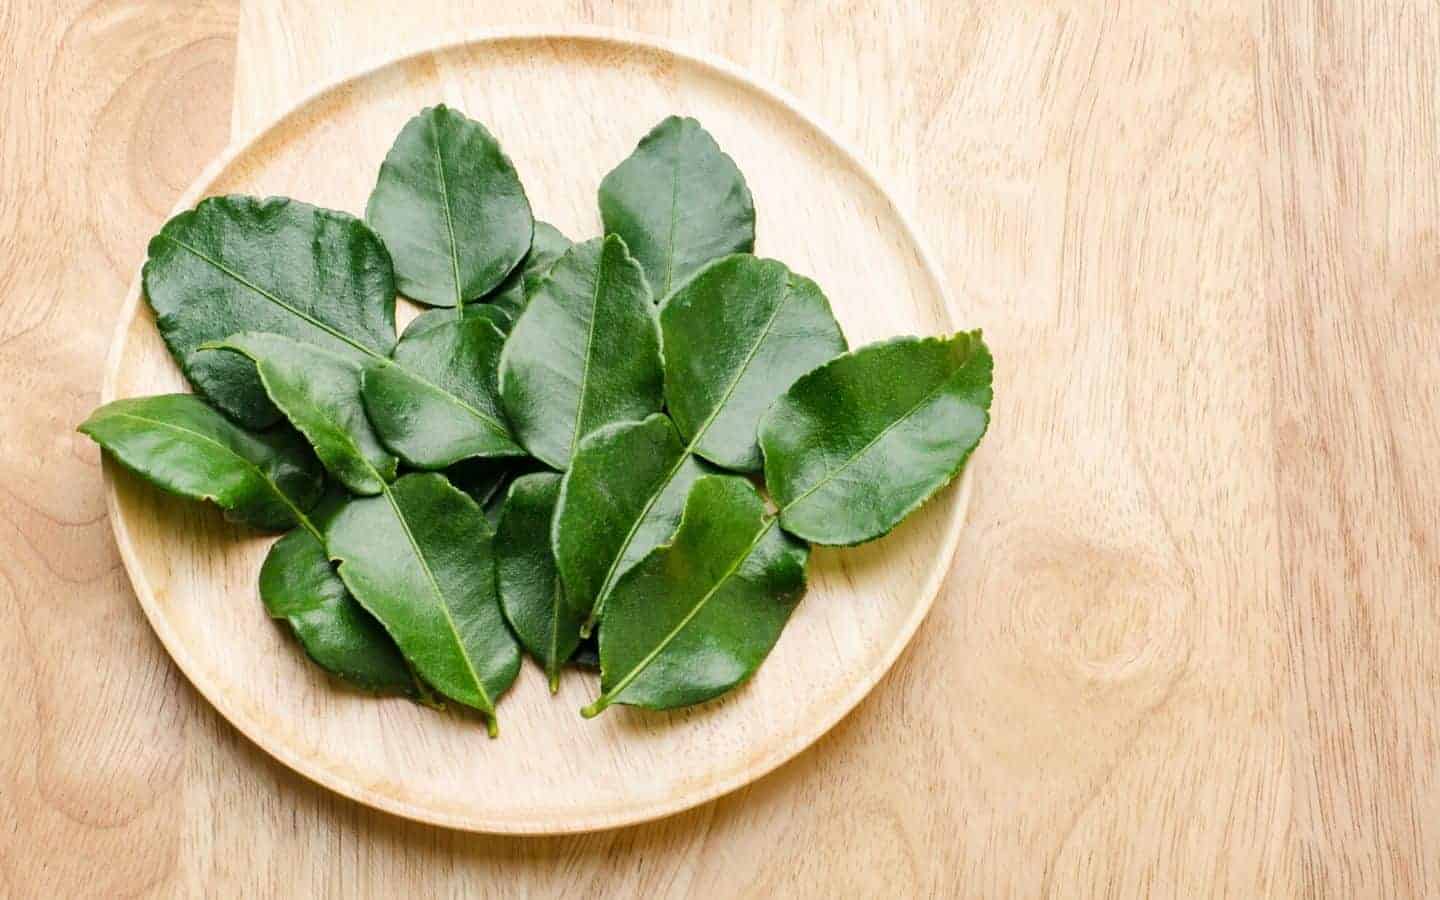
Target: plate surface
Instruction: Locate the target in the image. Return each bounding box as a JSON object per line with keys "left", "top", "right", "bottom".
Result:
{"left": 103, "top": 28, "right": 969, "bottom": 833}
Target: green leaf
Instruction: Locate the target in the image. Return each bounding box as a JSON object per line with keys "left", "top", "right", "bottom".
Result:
{"left": 659, "top": 254, "right": 847, "bottom": 472}
{"left": 78, "top": 394, "right": 322, "bottom": 532}
{"left": 598, "top": 116, "right": 755, "bottom": 299}
{"left": 552, "top": 414, "right": 710, "bottom": 633}
{"left": 200, "top": 333, "right": 396, "bottom": 495}
{"left": 326, "top": 473, "right": 520, "bottom": 734}
{"left": 144, "top": 195, "right": 397, "bottom": 428}
{"left": 495, "top": 472, "right": 583, "bottom": 692}
{"left": 581, "top": 475, "right": 808, "bottom": 717}
{"left": 259, "top": 493, "right": 415, "bottom": 695}
{"left": 485, "top": 221, "right": 574, "bottom": 327}
{"left": 760, "top": 332, "right": 994, "bottom": 546}
{"left": 498, "top": 235, "right": 662, "bottom": 468}
{"left": 362, "top": 316, "right": 525, "bottom": 469}
{"left": 366, "top": 105, "right": 533, "bottom": 307}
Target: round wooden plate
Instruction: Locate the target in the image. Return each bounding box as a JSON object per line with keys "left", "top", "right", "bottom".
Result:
{"left": 102, "top": 27, "right": 970, "bottom": 834}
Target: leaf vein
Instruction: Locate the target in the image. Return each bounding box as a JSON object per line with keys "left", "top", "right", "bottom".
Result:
{"left": 160, "top": 235, "right": 383, "bottom": 360}
{"left": 590, "top": 518, "right": 777, "bottom": 713}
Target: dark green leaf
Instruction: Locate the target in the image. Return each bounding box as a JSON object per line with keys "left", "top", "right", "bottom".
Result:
{"left": 78, "top": 394, "right": 322, "bottom": 531}
{"left": 362, "top": 316, "right": 524, "bottom": 469}
{"left": 326, "top": 473, "right": 520, "bottom": 734}
{"left": 660, "top": 254, "right": 846, "bottom": 472}
{"left": 598, "top": 116, "right": 755, "bottom": 298}
{"left": 760, "top": 332, "right": 993, "bottom": 546}
{"left": 485, "top": 221, "right": 574, "bottom": 327}
{"left": 581, "top": 475, "right": 808, "bottom": 717}
{"left": 259, "top": 493, "right": 415, "bottom": 695}
{"left": 552, "top": 414, "right": 710, "bottom": 632}
{"left": 144, "top": 195, "right": 396, "bottom": 427}
{"left": 200, "top": 332, "right": 396, "bottom": 495}
{"left": 495, "top": 472, "right": 584, "bottom": 692}
{"left": 499, "top": 235, "right": 662, "bottom": 468}
{"left": 366, "top": 105, "right": 532, "bottom": 306}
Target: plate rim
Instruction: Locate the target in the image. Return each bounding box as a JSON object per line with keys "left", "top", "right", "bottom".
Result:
{"left": 100, "top": 23, "right": 972, "bottom": 834}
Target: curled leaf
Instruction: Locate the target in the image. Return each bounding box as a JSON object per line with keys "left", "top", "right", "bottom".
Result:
{"left": 79, "top": 394, "right": 322, "bottom": 532}
{"left": 260, "top": 493, "right": 415, "bottom": 695}
{"left": 495, "top": 473, "right": 583, "bottom": 692}
{"left": 200, "top": 332, "right": 396, "bottom": 495}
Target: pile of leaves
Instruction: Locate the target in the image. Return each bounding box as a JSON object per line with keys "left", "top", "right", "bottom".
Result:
{"left": 81, "top": 108, "right": 993, "bottom": 735}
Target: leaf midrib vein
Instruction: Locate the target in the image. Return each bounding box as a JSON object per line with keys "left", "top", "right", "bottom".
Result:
{"left": 594, "top": 518, "right": 777, "bottom": 710}
{"left": 428, "top": 112, "right": 465, "bottom": 313}
{"left": 780, "top": 362, "right": 972, "bottom": 515}
{"left": 546, "top": 572, "right": 563, "bottom": 689}
{"left": 568, "top": 247, "right": 610, "bottom": 459}
{"left": 383, "top": 483, "right": 493, "bottom": 714}
{"left": 589, "top": 279, "right": 793, "bottom": 621}
{"left": 104, "top": 412, "right": 313, "bottom": 536}
{"left": 222, "top": 344, "right": 383, "bottom": 492}
{"left": 381, "top": 358, "right": 514, "bottom": 443}
{"left": 161, "top": 235, "right": 383, "bottom": 360}
{"left": 662, "top": 150, "right": 681, "bottom": 297}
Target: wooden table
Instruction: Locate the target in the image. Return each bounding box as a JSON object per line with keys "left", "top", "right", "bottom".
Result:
{"left": 5, "top": 1, "right": 1437, "bottom": 895}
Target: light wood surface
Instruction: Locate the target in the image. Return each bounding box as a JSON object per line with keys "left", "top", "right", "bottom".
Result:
{"left": 5, "top": 0, "right": 1439, "bottom": 895}
{"left": 103, "top": 28, "right": 970, "bottom": 833}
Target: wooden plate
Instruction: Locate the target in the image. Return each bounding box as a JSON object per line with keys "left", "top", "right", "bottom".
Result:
{"left": 102, "top": 27, "right": 970, "bottom": 834}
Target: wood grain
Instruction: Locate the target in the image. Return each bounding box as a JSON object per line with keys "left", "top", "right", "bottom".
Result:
{"left": 4, "top": 0, "right": 1439, "bottom": 895}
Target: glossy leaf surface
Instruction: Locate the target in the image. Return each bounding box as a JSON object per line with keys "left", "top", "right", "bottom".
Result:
{"left": 143, "top": 195, "right": 396, "bottom": 427}
{"left": 552, "top": 414, "right": 710, "bottom": 630}
{"left": 499, "top": 235, "right": 661, "bottom": 468}
{"left": 660, "top": 254, "right": 846, "bottom": 472}
{"left": 366, "top": 105, "right": 532, "bottom": 306}
{"left": 582, "top": 476, "right": 808, "bottom": 717}
{"left": 202, "top": 332, "right": 396, "bottom": 495}
{"left": 485, "top": 221, "right": 573, "bottom": 326}
{"left": 79, "top": 394, "right": 322, "bottom": 531}
{"left": 598, "top": 116, "right": 754, "bottom": 298}
{"left": 495, "top": 472, "right": 582, "bottom": 692}
{"left": 259, "top": 494, "right": 414, "bottom": 694}
{"left": 326, "top": 473, "right": 520, "bottom": 733}
{"left": 761, "top": 332, "right": 994, "bottom": 545}
{"left": 362, "top": 316, "right": 524, "bottom": 469}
